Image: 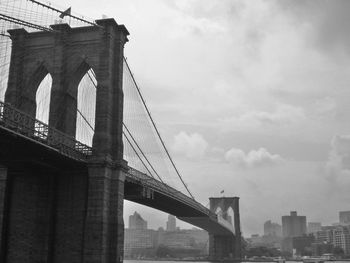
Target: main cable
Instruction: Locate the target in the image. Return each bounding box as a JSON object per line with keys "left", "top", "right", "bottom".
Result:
{"left": 123, "top": 57, "right": 195, "bottom": 200}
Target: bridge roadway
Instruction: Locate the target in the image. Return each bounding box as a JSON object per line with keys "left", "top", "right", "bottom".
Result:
{"left": 0, "top": 100, "right": 234, "bottom": 236}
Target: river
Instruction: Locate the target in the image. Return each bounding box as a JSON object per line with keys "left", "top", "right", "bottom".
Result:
{"left": 125, "top": 260, "right": 350, "bottom": 263}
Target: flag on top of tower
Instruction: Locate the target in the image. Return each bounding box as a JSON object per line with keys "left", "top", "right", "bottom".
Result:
{"left": 59, "top": 7, "right": 71, "bottom": 19}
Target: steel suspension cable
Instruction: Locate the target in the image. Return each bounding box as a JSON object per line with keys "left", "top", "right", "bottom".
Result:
{"left": 123, "top": 132, "right": 156, "bottom": 180}
{"left": 27, "top": 0, "right": 99, "bottom": 27}
{"left": 0, "top": 13, "right": 52, "bottom": 31}
{"left": 86, "top": 70, "right": 164, "bottom": 183}
{"left": 123, "top": 58, "right": 195, "bottom": 200}
{"left": 123, "top": 123, "right": 167, "bottom": 185}
{"left": 74, "top": 78, "right": 159, "bottom": 182}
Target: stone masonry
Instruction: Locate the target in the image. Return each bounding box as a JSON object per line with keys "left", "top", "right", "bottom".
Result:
{"left": 0, "top": 18, "right": 129, "bottom": 263}
{"left": 209, "top": 197, "right": 242, "bottom": 260}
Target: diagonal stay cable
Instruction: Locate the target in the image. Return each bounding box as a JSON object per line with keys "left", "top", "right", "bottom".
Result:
{"left": 0, "top": 33, "right": 11, "bottom": 38}
{"left": 123, "top": 123, "right": 167, "bottom": 185}
{"left": 74, "top": 98, "right": 156, "bottom": 182}
{"left": 77, "top": 108, "right": 94, "bottom": 131}
{"left": 123, "top": 131, "right": 156, "bottom": 180}
{"left": 85, "top": 70, "right": 166, "bottom": 183}
{"left": 123, "top": 57, "right": 195, "bottom": 200}
{"left": 0, "top": 13, "right": 52, "bottom": 31}
{"left": 76, "top": 95, "right": 156, "bottom": 182}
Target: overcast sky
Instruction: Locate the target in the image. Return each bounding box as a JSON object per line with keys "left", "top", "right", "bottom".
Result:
{"left": 59, "top": 0, "right": 350, "bottom": 236}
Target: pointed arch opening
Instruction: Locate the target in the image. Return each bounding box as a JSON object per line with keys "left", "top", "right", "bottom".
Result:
{"left": 227, "top": 207, "right": 234, "bottom": 226}
{"left": 75, "top": 68, "right": 96, "bottom": 147}
{"left": 35, "top": 73, "right": 52, "bottom": 124}
{"left": 215, "top": 207, "right": 223, "bottom": 217}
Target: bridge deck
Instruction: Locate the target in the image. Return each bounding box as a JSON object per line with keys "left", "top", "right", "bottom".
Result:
{"left": 0, "top": 100, "right": 234, "bottom": 235}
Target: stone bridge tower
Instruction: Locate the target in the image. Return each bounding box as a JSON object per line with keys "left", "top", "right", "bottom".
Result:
{"left": 0, "top": 19, "right": 129, "bottom": 263}
{"left": 209, "top": 197, "right": 242, "bottom": 260}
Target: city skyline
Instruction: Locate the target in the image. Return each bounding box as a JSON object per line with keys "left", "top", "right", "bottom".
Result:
{"left": 56, "top": 0, "right": 350, "bottom": 235}
{"left": 126, "top": 209, "right": 350, "bottom": 237}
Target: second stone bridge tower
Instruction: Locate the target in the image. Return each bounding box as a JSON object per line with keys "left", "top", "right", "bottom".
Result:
{"left": 209, "top": 197, "right": 242, "bottom": 260}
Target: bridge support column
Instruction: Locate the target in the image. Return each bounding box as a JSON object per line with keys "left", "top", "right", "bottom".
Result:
{"left": 209, "top": 234, "right": 235, "bottom": 260}
{"left": 83, "top": 162, "right": 126, "bottom": 263}
{"left": 233, "top": 199, "right": 242, "bottom": 260}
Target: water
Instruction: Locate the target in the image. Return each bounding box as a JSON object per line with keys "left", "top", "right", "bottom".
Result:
{"left": 125, "top": 261, "right": 350, "bottom": 263}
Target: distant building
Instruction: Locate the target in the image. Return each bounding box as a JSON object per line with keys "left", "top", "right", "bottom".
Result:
{"left": 281, "top": 235, "right": 314, "bottom": 255}
{"left": 332, "top": 226, "right": 350, "bottom": 254}
{"left": 308, "top": 222, "right": 322, "bottom": 234}
{"left": 282, "top": 211, "right": 307, "bottom": 238}
{"left": 247, "top": 234, "right": 263, "bottom": 247}
{"left": 311, "top": 242, "right": 333, "bottom": 256}
{"left": 124, "top": 227, "right": 209, "bottom": 257}
{"left": 339, "top": 211, "right": 350, "bottom": 225}
{"left": 124, "top": 228, "right": 157, "bottom": 257}
{"left": 315, "top": 228, "right": 333, "bottom": 244}
{"left": 125, "top": 213, "right": 209, "bottom": 258}
{"left": 292, "top": 235, "right": 314, "bottom": 256}
{"left": 315, "top": 225, "right": 350, "bottom": 255}
{"left": 160, "top": 231, "right": 194, "bottom": 248}
{"left": 129, "top": 211, "right": 147, "bottom": 230}
{"left": 264, "top": 220, "right": 282, "bottom": 236}
{"left": 166, "top": 214, "right": 176, "bottom": 232}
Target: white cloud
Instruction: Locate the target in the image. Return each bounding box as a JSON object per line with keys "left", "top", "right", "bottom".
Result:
{"left": 313, "top": 97, "right": 336, "bottom": 113}
{"left": 225, "top": 147, "right": 283, "bottom": 168}
{"left": 220, "top": 104, "right": 306, "bottom": 132}
{"left": 172, "top": 131, "right": 208, "bottom": 159}
{"left": 241, "top": 104, "right": 305, "bottom": 126}
{"left": 326, "top": 135, "right": 350, "bottom": 177}
{"left": 321, "top": 135, "right": 350, "bottom": 203}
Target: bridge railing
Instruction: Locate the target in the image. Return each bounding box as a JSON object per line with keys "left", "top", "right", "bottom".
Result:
{"left": 127, "top": 166, "right": 217, "bottom": 220}
{"left": 0, "top": 101, "right": 92, "bottom": 160}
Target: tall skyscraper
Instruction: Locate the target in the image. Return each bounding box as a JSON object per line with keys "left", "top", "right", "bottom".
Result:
{"left": 282, "top": 211, "right": 306, "bottom": 238}
{"left": 339, "top": 211, "right": 350, "bottom": 225}
{"left": 129, "top": 211, "right": 147, "bottom": 229}
{"left": 166, "top": 214, "right": 176, "bottom": 231}
{"left": 264, "top": 220, "right": 282, "bottom": 236}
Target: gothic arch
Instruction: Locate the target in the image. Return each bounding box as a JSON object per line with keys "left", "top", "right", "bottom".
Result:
{"left": 17, "top": 62, "right": 52, "bottom": 119}
{"left": 210, "top": 197, "right": 239, "bottom": 214}
{"left": 35, "top": 72, "right": 52, "bottom": 124}
{"left": 6, "top": 20, "right": 129, "bottom": 157}
{"left": 27, "top": 62, "right": 50, "bottom": 94}
{"left": 68, "top": 58, "right": 98, "bottom": 94}
{"left": 71, "top": 60, "right": 98, "bottom": 146}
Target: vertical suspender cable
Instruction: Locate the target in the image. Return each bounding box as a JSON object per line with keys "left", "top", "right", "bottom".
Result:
{"left": 123, "top": 58, "right": 195, "bottom": 200}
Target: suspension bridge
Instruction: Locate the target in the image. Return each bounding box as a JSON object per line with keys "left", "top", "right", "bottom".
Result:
{"left": 0, "top": 1, "right": 241, "bottom": 262}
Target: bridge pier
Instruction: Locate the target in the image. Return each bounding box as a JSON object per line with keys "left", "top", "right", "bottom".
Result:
{"left": 209, "top": 234, "right": 234, "bottom": 259}
{"left": 83, "top": 163, "right": 126, "bottom": 263}
{"left": 0, "top": 162, "right": 127, "bottom": 263}
{"left": 1, "top": 165, "right": 58, "bottom": 262}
